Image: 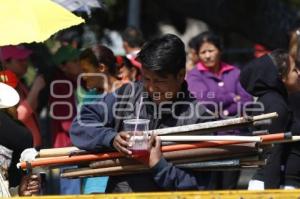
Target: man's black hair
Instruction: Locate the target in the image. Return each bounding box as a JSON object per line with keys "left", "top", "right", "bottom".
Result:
{"left": 137, "top": 34, "right": 186, "bottom": 77}
{"left": 122, "top": 27, "right": 145, "bottom": 48}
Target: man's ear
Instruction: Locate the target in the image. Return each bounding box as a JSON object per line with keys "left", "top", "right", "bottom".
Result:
{"left": 97, "top": 63, "right": 106, "bottom": 73}
{"left": 177, "top": 68, "right": 186, "bottom": 83}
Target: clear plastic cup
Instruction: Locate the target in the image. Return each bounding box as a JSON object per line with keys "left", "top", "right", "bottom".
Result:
{"left": 123, "top": 119, "right": 150, "bottom": 156}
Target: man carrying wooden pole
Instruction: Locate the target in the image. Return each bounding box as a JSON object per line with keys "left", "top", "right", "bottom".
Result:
{"left": 70, "top": 34, "right": 219, "bottom": 192}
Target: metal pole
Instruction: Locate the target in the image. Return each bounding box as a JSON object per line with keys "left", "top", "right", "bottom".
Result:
{"left": 127, "top": 0, "right": 140, "bottom": 28}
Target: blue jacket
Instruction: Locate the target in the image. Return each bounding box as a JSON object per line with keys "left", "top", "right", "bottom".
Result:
{"left": 70, "top": 81, "right": 213, "bottom": 192}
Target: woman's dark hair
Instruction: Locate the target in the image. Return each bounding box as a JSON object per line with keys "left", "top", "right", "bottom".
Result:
{"left": 269, "top": 49, "right": 292, "bottom": 78}
{"left": 188, "top": 34, "right": 202, "bottom": 51}
{"left": 195, "top": 31, "right": 223, "bottom": 52}
{"left": 137, "top": 34, "right": 186, "bottom": 77}
{"left": 80, "top": 45, "right": 117, "bottom": 76}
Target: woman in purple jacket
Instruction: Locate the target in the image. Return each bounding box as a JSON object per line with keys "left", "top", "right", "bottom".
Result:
{"left": 186, "top": 31, "right": 253, "bottom": 190}
{"left": 186, "top": 31, "right": 252, "bottom": 120}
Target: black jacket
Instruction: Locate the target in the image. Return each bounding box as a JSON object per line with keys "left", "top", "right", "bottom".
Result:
{"left": 240, "top": 54, "right": 292, "bottom": 188}
{"left": 0, "top": 110, "right": 33, "bottom": 187}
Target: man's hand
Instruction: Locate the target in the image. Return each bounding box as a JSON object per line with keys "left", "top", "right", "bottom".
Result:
{"left": 148, "top": 134, "right": 162, "bottom": 168}
{"left": 19, "top": 174, "right": 40, "bottom": 196}
{"left": 113, "top": 131, "right": 132, "bottom": 156}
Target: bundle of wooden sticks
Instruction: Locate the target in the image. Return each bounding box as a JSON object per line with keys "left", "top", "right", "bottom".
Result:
{"left": 17, "top": 112, "right": 300, "bottom": 178}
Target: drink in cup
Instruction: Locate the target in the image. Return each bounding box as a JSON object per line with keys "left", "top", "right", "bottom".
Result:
{"left": 123, "top": 119, "right": 150, "bottom": 156}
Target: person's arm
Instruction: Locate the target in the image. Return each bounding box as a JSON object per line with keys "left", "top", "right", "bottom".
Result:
{"left": 224, "top": 81, "right": 253, "bottom": 116}
{"left": 17, "top": 75, "right": 46, "bottom": 121}
{"left": 26, "top": 75, "right": 46, "bottom": 112}
{"left": 70, "top": 93, "right": 132, "bottom": 155}
{"left": 70, "top": 94, "right": 117, "bottom": 151}
{"left": 148, "top": 135, "right": 208, "bottom": 190}
{"left": 235, "top": 81, "right": 253, "bottom": 105}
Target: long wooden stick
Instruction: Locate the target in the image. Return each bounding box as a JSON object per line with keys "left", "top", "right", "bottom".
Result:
{"left": 37, "top": 135, "right": 260, "bottom": 159}
{"left": 62, "top": 153, "right": 259, "bottom": 178}
{"left": 19, "top": 133, "right": 288, "bottom": 170}
{"left": 62, "top": 164, "right": 146, "bottom": 178}
{"left": 19, "top": 141, "right": 250, "bottom": 169}
{"left": 38, "top": 147, "right": 80, "bottom": 158}
{"left": 160, "top": 135, "right": 262, "bottom": 142}
{"left": 18, "top": 151, "right": 123, "bottom": 169}
{"left": 35, "top": 113, "right": 277, "bottom": 159}
{"left": 151, "top": 112, "right": 278, "bottom": 135}
{"left": 262, "top": 135, "right": 300, "bottom": 145}
{"left": 169, "top": 152, "right": 258, "bottom": 165}
{"left": 90, "top": 143, "right": 257, "bottom": 169}
{"left": 176, "top": 159, "right": 240, "bottom": 169}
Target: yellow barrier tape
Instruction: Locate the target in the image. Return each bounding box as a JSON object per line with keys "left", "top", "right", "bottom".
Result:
{"left": 13, "top": 190, "right": 300, "bottom": 199}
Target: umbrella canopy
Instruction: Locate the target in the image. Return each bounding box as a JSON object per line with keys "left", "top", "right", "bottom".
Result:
{"left": 0, "top": 0, "right": 85, "bottom": 46}
{"left": 52, "top": 0, "right": 102, "bottom": 16}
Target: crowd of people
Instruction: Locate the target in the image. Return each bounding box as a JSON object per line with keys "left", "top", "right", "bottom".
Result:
{"left": 1, "top": 26, "right": 300, "bottom": 196}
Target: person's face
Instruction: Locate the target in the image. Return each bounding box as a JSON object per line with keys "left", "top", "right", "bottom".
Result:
{"left": 142, "top": 67, "right": 185, "bottom": 104}
{"left": 282, "top": 57, "right": 300, "bottom": 93}
{"left": 118, "top": 65, "right": 137, "bottom": 83}
{"left": 118, "top": 65, "right": 131, "bottom": 82}
{"left": 198, "top": 42, "right": 221, "bottom": 68}
{"left": 79, "top": 59, "right": 105, "bottom": 90}
{"left": 5, "top": 58, "right": 29, "bottom": 78}
{"left": 61, "top": 59, "right": 82, "bottom": 80}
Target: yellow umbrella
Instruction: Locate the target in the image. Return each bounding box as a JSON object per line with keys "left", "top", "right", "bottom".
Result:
{"left": 0, "top": 0, "right": 85, "bottom": 46}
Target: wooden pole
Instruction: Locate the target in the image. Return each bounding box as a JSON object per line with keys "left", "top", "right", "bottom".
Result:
{"left": 20, "top": 141, "right": 254, "bottom": 169}
{"left": 18, "top": 151, "right": 124, "bottom": 169}
{"left": 34, "top": 113, "right": 277, "bottom": 159}
{"left": 170, "top": 152, "right": 258, "bottom": 165}
{"left": 160, "top": 135, "right": 262, "bottom": 142}
{"left": 19, "top": 133, "right": 289, "bottom": 170}
{"left": 151, "top": 112, "right": 278, "bottom": 136}
{"left": 61, "top": 164, "right": 147, "bottom": 178}
{"left": 62, "top": 152, "right": 259, "bottom": 178}
{"left": 90, "top": 143, "right": 257, "bottom": 168}
{"left": 262, "top": 135, "right": 300, "bottom": 145}
{"left": 38, "top": 147, "right": 80, "bottom": 158}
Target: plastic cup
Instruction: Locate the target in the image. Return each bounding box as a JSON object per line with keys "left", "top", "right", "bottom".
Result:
{"left": 123, "top": 119, "right": 150, "bottom": 156}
